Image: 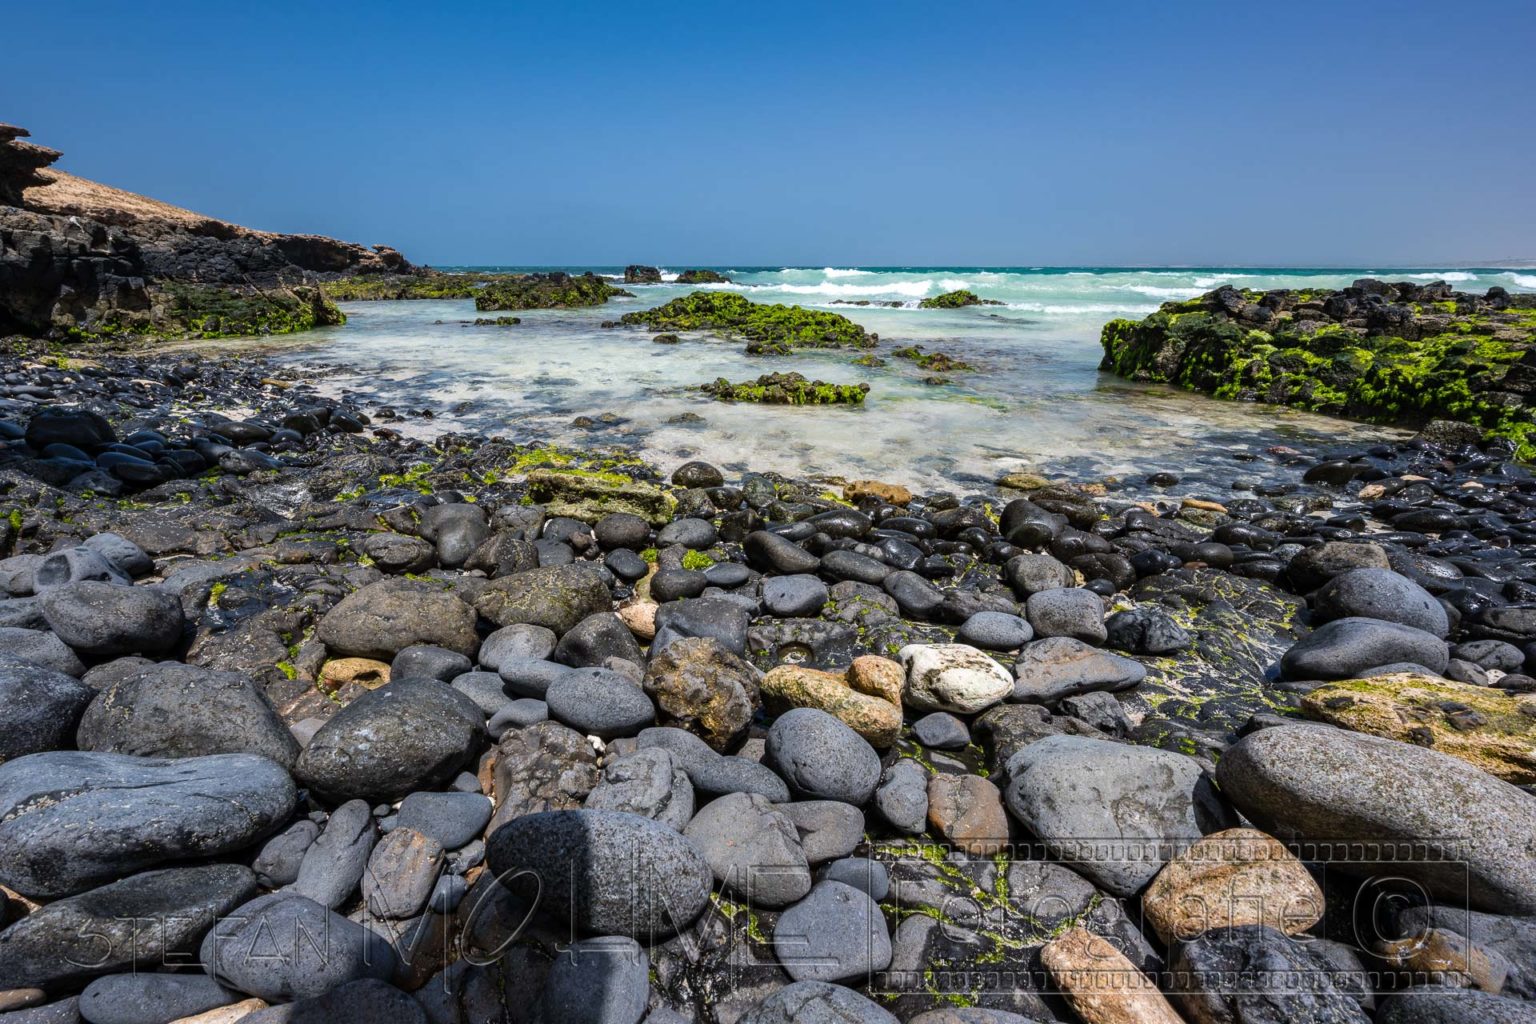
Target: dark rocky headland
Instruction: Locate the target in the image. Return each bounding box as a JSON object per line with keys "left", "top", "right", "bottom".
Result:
{"left": 4, "top": 124, "right": 1536, "bottom": 1024}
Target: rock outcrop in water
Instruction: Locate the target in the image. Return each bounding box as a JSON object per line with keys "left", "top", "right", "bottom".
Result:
{"left": 701, "top": 372, "right": 870, "bottom": 404}
{"left": 473, "top": 271, "right": 629, "bottom": 311}
{"left": 0, "top": 123, "right": 412, "bottom": 340}
{"left": 620, "top": 290, "right": 876, "bottom": 354}
{"left": 1101, "top": 279, "right": 1536, "bottom": 457}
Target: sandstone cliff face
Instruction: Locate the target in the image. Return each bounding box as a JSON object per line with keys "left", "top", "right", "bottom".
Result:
{"left": 0, "top": 123, "right": 410, "bottom": 339}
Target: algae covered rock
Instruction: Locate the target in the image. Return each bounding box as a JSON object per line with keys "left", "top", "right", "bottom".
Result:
{"left": 918, "top": 289, "right": 990, "bottom": 309}
{"left": 524, "top": 467, "right": 677, "bottom": 524}
{"left": 621, "top": 291, "right": 874, "bottom": 354}
{"left": 474, "top": 271, "right": 627, "bottom": 311}
{"left": 701, "top": 372, "right": 870, "bottom": 406}
{"left": 675, "top": 268, "right": 731, "bottom": 284}
{"left": 1099, "top": 279, "right": 1536, "bottom": 458}
{"left": 1300, "top": 672, "right": 1536, "bottom": 783}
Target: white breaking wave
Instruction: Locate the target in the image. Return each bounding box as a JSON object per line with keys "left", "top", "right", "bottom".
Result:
{"left": 820, "top": 267, "right": 868, "bottom": 278}
{"left": 1125, "top": 284, "right": 1205, "bottom": 299}
{"left": 730, "top": 280, "right": 944, "bottom": 298}
{"left": 1403, "top": 271, "right": 1476, "bottom": 282}
{"left": 1004, "top": 301, "right": 1161, "bottom": 314}
{"left": 1503, "top": 273, "right": 1536, "bottom": 289}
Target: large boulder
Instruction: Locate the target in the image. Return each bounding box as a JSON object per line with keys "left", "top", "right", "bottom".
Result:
{"left": 0, "top": 652, "right": 93, "bottom": 760}
{"left": 485, "top": 809, "right": 713, "bottom": 938}
{"left": 40, "top": 580, "right": 185, "bottom": 656}
{"left": 76, "top": 662, "right": 300, "bottom": 768}
{"left": 294, "top": 678, "right": 484, "bottom": 802}
{"left": 473, "top": 564, "right": 612, "bottom": 635}
{"left": 1281, "top": 617, "right": 1449, "bottom": 680}
{"left": 1012, "top": 636, "right": 1146, "bottom": 702}
{"left": 1003, "top": 734, "right": 1235, "bottom": 896}
{"left": 1141, "top": 827, "right": 1324, "bottom": 945}
{"left": 683, "top": 791, "right": 811, "bottom": 908}
{"left": 643, "top": 636, "right": 760, "bottom": 751}
{"left": 1217, "top": 725, "right": 1536, "bottom": 913}
{"left": 1301, "top": 673, "right": 1536, "bottom": 783}
{"left": 1313, "top": 568, "right": 1450, "bottom": 638}
{"left": 0, "top": 863, "right": 256, "bottom": 991}
{"left": 317, "top": 579, "right": 478, "bottom": 659}
{"left": 0, "top": 751, "right": 295, "bottom": 899}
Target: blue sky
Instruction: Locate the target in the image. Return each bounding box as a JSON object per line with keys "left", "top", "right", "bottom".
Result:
{"left": 9, "top": 1, "right": 1535, "bottom": 266}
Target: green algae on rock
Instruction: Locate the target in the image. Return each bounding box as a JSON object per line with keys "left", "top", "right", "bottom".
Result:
{"left": 701, "top": 372, "right": 870, "bottom": 405}
{"left": 1301, "top": 672, "right": 1536, "bottom": 784}
{"left": 321, "top": 272, "right": 503, "bottom": 301}
{"left": 474, "top": 272, "right": 629, "bottom": 311}
{"left": 892, "top": 344, "right": 976, "bottom": 373}
{"left": 918, "top": 289, "right": 1000, "bottom": 309}
{"left": 524, "top": 467, "right": 677, "bottom": 524}
{"left": 67, "top": 282, "right": 345, "bottom": 343}
{"left": 674, "top": 269, "right": 731, "bottom": 284}
{"left": 1100, "top": 279, "right": 1536, "bottom": 459}
{"left": 619, "top": 291, "right": 875, "bottom": 355}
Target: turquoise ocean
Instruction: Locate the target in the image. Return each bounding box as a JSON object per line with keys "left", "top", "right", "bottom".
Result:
{"left": 283, "top": 266, "right": 1536, "bottom": 493}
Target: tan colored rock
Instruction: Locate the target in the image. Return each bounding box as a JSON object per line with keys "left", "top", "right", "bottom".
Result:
{"left": 1180, "top": 497, "right": 1227, "bottom": 514}
{"left": 1142, "top": 827, "right": 1324, "bottom": 945}
{"left": 847, "top": 655, "right": 904, "bottom": 706}
{"left": 844, "top": 479, "right": 912, "bottom": 506}
{"left": 927, "top": 773, "right": 1009, "bottom": 855}
{"left": 1301, "top": 673, "right": 1536, "bottom": 783}
{"left": 318, "top": 657, "right": 391, "bottom": 692}
{"left": 1042, "top": 926, "right": 1184, "bottom": 1024}
{"left": 617, "top": 600, "right": 658, "bottom": 642}
{"left": 762, "top": 665, "right": 902, "bottom": 747}
{"left": 170, "top": 999, "right": 268, "bottom": 1024}
{"left": 1378, "top": 927, "right": 1507, "bottom": 992}
{"left": 0, "top": 990, "right": 44, "bottom": 1013}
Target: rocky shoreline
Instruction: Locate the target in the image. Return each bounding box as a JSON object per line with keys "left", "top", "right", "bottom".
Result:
{"left": 0, "top": 337, "right": 1534, "bottom": 1024}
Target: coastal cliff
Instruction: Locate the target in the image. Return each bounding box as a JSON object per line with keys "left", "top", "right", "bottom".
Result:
{"left": 1101, "top": 279, "right": 1536, "bottom": 457}
{"left": 0, "top": 124, "right": 413, "bottom": 341}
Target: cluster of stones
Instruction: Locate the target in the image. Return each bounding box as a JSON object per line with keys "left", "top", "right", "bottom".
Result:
{"left": 1, "top": 348, "right": 1536, "bottom": 1022}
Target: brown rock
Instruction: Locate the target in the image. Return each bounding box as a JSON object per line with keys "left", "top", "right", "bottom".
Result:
{"left": 318, "top": 657, "right": 391, "bottom": 692}
{"left": 1378, "top": 927, "right": 1508, "bottom": 992}
{"left": 926, "top": 773, "right": 1010, "bottom": 855}
{"left": 847, "top": 655, "right": 904, "bottom": 706}
{"left": 844, "top": 479, "right": 912, "bottom": 506}
{"left": 1141, "top": 827, "right": 1324, "bottom": 945}
{"left": 617, "top": 600, "right": 658, "bottom": 642}
{"left": 642, "top": 637, "right": 760, "bottom": 751}
{"left": 1041, "top": 926, "right": 1185, "bottom": 1024}
{"left": 0, "top": 990, "right": 44, "bottom": 1013}
{"left": 761, "top": 665, "right": 902, "bottom": 747}
{"left": 488, "top": 720, "right": 599, "bottom": 832}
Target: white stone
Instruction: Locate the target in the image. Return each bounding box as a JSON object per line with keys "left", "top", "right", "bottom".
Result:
{"left": 897, "top": 643, "right": 1013, "bottom": 714}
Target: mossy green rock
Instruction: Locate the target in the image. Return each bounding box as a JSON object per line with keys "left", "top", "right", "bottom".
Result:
{"left": 701, "top": 372, "right": 869, "bottom": 405}
{"left": 918, "top": 289, "right": 999, "bottom": 309}
{"left": 322, "top": 272, "right": 499, "bottom": 301}
{"left": 1301, "top": 673, "right": 1536, "bottom": 784}
{"left": 620, "top": 291, "right": 874, "bottom": 354}
{"left": 1100, "top": 279, "right": 1536, "bottom": 459}
{"left": 474, "top": 272, "right": 627, "bottom": 311}
{"left": 674, "top": 269, "right": 731, "bottom": 284}
{"left": 473, "top": 563, "right": 613, "bottom": 635}
{"left": 524, "top": 468, "right": 677, "bottom": 525}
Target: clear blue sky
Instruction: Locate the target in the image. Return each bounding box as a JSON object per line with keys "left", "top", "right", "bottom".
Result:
{"left": 9, "top": 0, "right": 1534, "bottom": 266}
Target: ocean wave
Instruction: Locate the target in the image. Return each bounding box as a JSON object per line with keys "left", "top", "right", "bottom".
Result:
{"left": 1502, "top": 273, "right": 1536, "bottom": 289}
{"left": 1124, "top": 284, "right": 1204, "bottom": 299}
{"left": 1004, "top": 301, "right": 1161, "bottom": 314}
{"left": 729, "top": 280, "right": 944, "bottom": 298}
{"left": 1403, "top": 271, "right": 1476, "bottom": 282}
{"left": 820, "top": 267, "right": 868, "bottom": 278}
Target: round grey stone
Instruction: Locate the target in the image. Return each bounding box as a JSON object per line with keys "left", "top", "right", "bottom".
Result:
{"left": 766, "top": 708, "right": 881, "bottom": 805}
{"left": 772, "top": 881, "right": 893, "bottom": 982}
{"left": 684, "top": 792, "right": 811, "bottom": 908}
{"left": 546, "top": 668, "right": 655, "bottom": 738}
{"left": 1281, "top": 617, "right": 1450, "bottom": 680}
{"left": 397, "top": 791, "right": 493, "bottom": 849}
{"left": 957, "top": 611, "right": 1034, "bottom": 651}
{"left": 762, "top": 575, "right": 828, "bottom": 618}
{"left": 40, "top": 581, "right": 185, "bottom": 657}
{"left": 200, "top": 893, "right": 398, "bottom": 1001}
{"left": 1314, "top": 568, "right": 1450, "bottom": 638}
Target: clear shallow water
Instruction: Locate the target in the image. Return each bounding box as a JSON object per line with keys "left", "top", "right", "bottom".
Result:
{"left": 281, "top": 266, "right": 1535, "bottom": 493}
